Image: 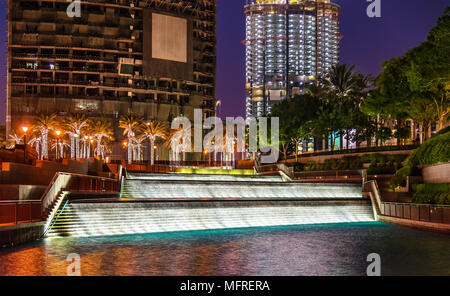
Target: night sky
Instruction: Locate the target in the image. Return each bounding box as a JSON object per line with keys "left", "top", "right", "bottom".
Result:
{"left": 0, "top": 0, "right": 448, "bottom": 124}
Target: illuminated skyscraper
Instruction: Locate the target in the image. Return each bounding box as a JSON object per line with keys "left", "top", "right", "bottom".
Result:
{"left": 244, "top": 0, "right": 340, "bottom": 118}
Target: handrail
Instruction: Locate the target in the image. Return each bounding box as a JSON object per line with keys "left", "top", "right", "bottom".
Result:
{"left": 382, "top": 201, "right": 450, "bottom": 208}
{"left": 277, "top": 163, "right": 295, "bottom": 180}
{"left": 40, "top": 173, "right": 68, "bottom": 215}
{"left": 40, "top": 172, "right": 120, "bottom": 215}
{"left": 365, "top": 180, "right": 383, "bottom": 212}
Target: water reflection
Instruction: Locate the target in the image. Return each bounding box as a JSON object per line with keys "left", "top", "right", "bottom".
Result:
{"left": 0, "top": 222, "right": 449, "bottom": 276}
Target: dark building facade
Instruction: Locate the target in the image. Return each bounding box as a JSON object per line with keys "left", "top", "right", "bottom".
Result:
{"left": 7, "top": 0, "right": 216, "bottom": 157}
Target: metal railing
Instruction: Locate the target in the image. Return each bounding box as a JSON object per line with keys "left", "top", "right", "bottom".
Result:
{"left": 364, "top": 180, "right": 450, "bottom": 225}
{"left": 0, "top": 173, "right": 121, "bottom": 226}
{"left": 41, "top": 173, "right": 120, "bottom": 213}
{"left": 0, "top": 201, "right": 42, "bottom": 226}
{"left": 380, "top": 202, "right": 450, "bottom": 224}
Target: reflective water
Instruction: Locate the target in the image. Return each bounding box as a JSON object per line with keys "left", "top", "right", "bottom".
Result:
{"left": 0, "top": 222, "right": 449, "bottom": 276}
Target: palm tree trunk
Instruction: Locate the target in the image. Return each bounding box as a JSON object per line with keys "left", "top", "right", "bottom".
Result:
{"left": 70, "top": 135, "right": 75, "bottom": 159}
{"left": 36, "top": 140, "right": 41, "bottom": 160}
{"left": 150, "top": 139, "right": 155, "bottom": 166}
{"left": 60, "top": 143, "right": 64, "bottom": 159}
{"left": 419, "top": 123, "right": 423, "bottom": 144}
{"left": 75, "top": 137, "right": 80, "bottom": 159}
{"left": 128, "top": 136, "right": 132, "bottom": 164}
{"left": 96, "top": 136, "right": 102, "bottom": 158}
{"left": 346, "top": 129, "right": 350, "bottom": 149}
{"left": 42, "top": 130, "right": 48, "bottom": 160}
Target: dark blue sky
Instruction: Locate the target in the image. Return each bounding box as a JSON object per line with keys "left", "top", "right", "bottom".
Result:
{"left": 0, "top": 0, "right": 448, "bottom": 124}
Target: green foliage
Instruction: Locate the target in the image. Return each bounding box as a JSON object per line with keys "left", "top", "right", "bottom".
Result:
{"left": 375, "top": 127, "right": 392, "bottom": 144}
{"left": 412, "top": 183, "right": 450, "bottom": 205}
{"left": 390, "top": 166, "right": 415, "bottom": 188}
{"left": 295, "top": 154, "right": 408, "bottom": 172}
{"left": 368, "top": 7, "right": 450, "bottom": 138}
{"left": 435, "top": 126, "right": 450, "bottom": 136}
{"left": 391, "top": 131, "right": 450, "bottom": 187}
{"left": 404, "top": 132, "right": 450, "bottom": 167}
{"left": 394, "top": 127, "right": 410, "bottom": 141}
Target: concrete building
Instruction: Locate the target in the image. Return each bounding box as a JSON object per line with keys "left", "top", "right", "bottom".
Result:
{"left": 7, "top": 0, "right": 216, "bottom": 159}
{"left": 0, "top": 125, "right": 6, "bottom": 148}
{"left": 244, "top": 0, "right": 340, "bottom": 118}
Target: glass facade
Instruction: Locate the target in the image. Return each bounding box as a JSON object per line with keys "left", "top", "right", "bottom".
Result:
{"left": 244, "top": 0, "right": 340, "bottom": 119}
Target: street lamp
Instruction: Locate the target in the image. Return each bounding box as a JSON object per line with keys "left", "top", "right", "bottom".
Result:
{"left": 21, "top": 126, "right": 29, "bottom": 162}
{"left": 55, "top": 130, "right": 61, "bottom": 161}
{"left": 122, "top": 140, "right": 128, "bottom": 162}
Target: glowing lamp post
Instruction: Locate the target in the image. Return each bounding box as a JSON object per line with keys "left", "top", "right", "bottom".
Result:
{"left": 22, "top": 126, "right": 29, "bottom": 162}
{"left": 55, "top": 130, "right": 61, "bottom": 161}
{"left": 123, "top": 141, "right": 128, "bottom": 163}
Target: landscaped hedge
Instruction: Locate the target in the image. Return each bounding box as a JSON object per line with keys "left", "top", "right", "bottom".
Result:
{"left": 412, "top": 183, "right": 450, "bottom": 205}
{"left": 404, "top": 132, "right": 450, "bottom": 167}
{"left": 391, "top": 132, "right": 450, "bottom": 188}
{"left": 288, "top": 145, "right": 417, "bottom": 159}
{"left": 287, "top": 153, "right": 407, "bottom": 173}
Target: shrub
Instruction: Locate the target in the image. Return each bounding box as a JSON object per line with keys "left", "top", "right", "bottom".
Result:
{"left": 404, "top": 132, "right": 450, "bottom": 166}
{"left": 412, "top": 183, "right": 450, "bottom": 205}
{"left": 391, "top": 132, "right": 450, "bottom": 188}
{"left": 390, "top": 166, "right": 413, "bottom": 188}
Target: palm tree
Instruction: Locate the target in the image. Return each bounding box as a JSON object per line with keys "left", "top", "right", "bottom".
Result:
{"left": 119, "top": 115, "right": 141, "bottom": 164}
{"left": 320, "top": 64, "right": 360, "bottom": 98}
{"left": 142, "top": 120, "right": 168, "bottom": 165}
{"left": 64, "top": 114, "right": 89, "bottom": 159}
{"left": 134, "top": 135, "right": 146, "bottom": 162}
{"left": 51, "top": 139, "right": 70, "bottom": 160}
{"left": 27, "top": 133, "right": 42, "bottom": 159}
{"left": 164, "top": 126, "right": 192, "bottom": 164}
{"left": 33, "top": 113, "right": 57, "bottom": 159}
{"left": 8, "top": 131, "right": 22, "bottom": 147}
{"left": 88, "top": 118, "right": 114, "bottom": 159}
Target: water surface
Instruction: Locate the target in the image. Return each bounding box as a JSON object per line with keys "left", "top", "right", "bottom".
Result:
{"left": 0, "top": 222, "right": 449, "bottom": 276}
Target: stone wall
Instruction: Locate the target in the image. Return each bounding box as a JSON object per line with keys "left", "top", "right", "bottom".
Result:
{"left": 0, "top": 185, "right": 46, "bottom": 201}
{"left": 0, "top": 222, "right": 45, "bottom": 248}
{"left": 422, "top": 163, "right": 450, "bottom": 184}
{"left": 0, "top": 158, "right": 103, "bottom": 186}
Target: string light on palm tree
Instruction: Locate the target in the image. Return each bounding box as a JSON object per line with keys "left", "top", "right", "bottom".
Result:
{"left": 33, "top": 113, "right": 57, "bottom": 160}
{"left": 64, "top": 114, "right": 88, "bottom": 160}
{"left": 83, "top": 135, "right": 88, "bottom": 158}
{"left": 88, "top": 118, "right": 114, "bottom": 160}
{"left": 119, "top": 115, "right": 141, "bottom": 164}
{"left": 143, "top": 120, "right": 167, "bottom": 166}
{"left": 28, "top": 135, "right": 42, "bottom": 160}
{"left": 8, "top": 131, "right": 23, "bottom": 148}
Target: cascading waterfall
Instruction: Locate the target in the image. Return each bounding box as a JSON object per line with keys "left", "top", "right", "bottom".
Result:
{"left": 46, "top": 173, "right": 375, "bottom": 238}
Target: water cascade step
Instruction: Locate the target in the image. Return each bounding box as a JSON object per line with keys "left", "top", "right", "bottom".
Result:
{"left": 46, "top": 200, "right": 374, "bottom": 238}
{"left": 46, "top": 173, "right": 375, "bottom": 238}
{"left": 121, "top": 174, "right": 363, "bottom": 200}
